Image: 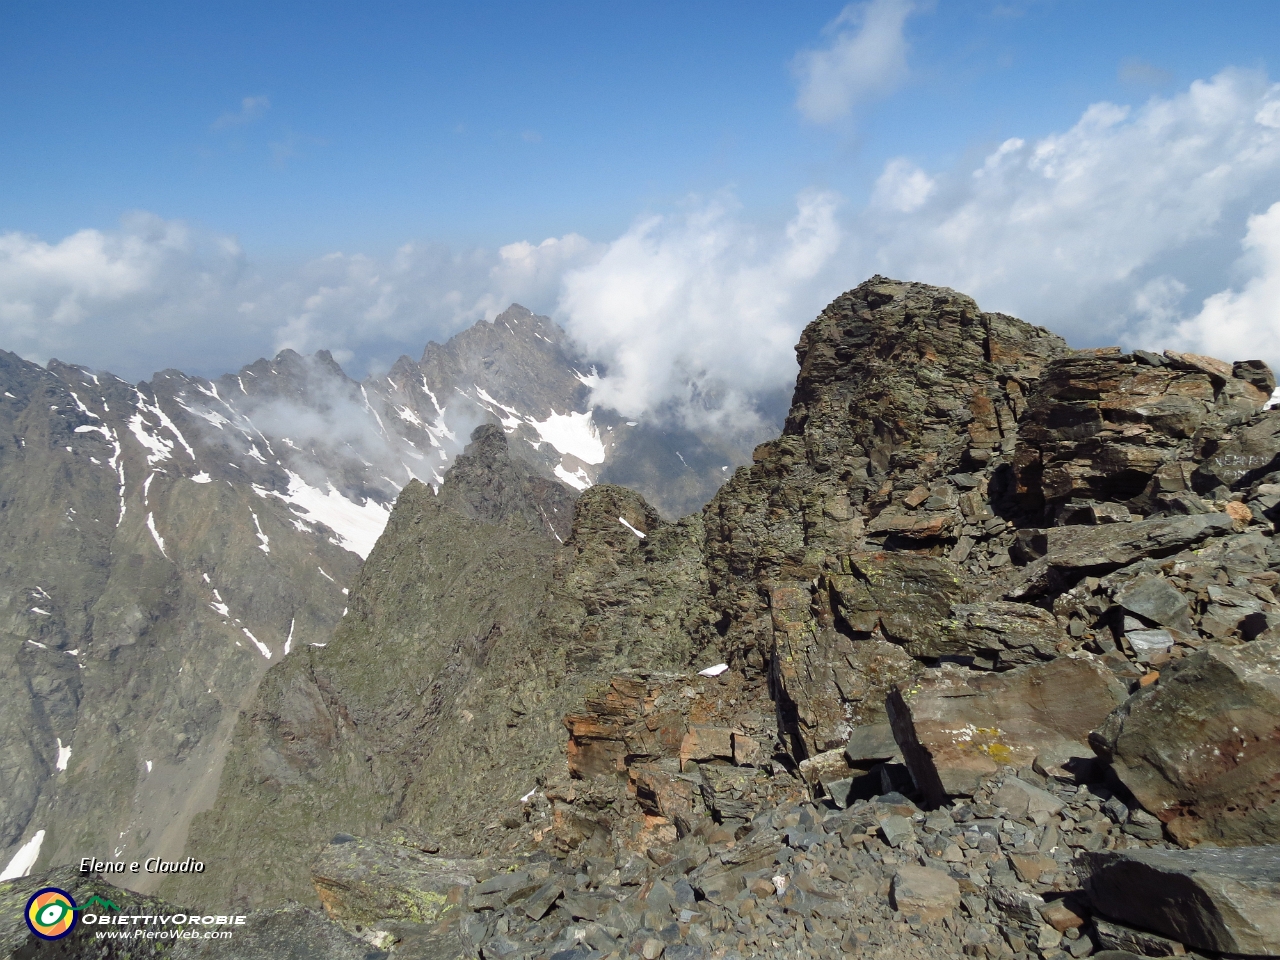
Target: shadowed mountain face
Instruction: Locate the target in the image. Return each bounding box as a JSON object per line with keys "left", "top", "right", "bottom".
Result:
{"left": 0, "top": 305, "right": 760, "bottom": 890}
{"left": 171, "top": 426, "right": 714, "bottom": 907}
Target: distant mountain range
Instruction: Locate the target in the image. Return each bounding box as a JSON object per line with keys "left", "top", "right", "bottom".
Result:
{"left": 0, "top": 304, "right": 761, "bottom": 889}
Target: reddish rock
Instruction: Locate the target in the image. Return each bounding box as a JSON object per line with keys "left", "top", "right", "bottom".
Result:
{"left": 888, "top": 656, "right": 1128, "bottom": 806}
{"left": 679, "top": 726, "right": 736, "bottom": 770}
{"left": 891, "top": 865, "right": 960, "bottom": 922}
{"left": 1012, "top": 349, "right": 1272, "bottom": 514}
{"left": 629, "top": 763, "right": 700, "bottom": 824}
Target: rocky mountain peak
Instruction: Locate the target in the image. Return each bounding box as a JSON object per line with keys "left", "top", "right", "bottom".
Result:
{"left": 436, "top": 423, "right": 577, "bottom": 542}
{"left": 703, "top": 277, "right": 1072, "bottom": 674}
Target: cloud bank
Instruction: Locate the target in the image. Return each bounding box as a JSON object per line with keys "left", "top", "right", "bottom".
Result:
{"left": 1, "top": 69, "right": 1278, "bottom": 435}
{"left": 862, "top": 69, "right": 1280, "bottom": 352}
{"left": 557, "top": 192, "right": 841, "bottom": 433}
{"left": 0, "top": 215, "right": 597, "bottom": 382}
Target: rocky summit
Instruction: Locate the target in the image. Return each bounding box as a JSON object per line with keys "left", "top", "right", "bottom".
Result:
{"left": 6, "top": 277, "right": 1280, "bottom": 960}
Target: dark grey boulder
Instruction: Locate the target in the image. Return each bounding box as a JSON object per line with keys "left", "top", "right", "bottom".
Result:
{"left": 1004, "top": 513, "right": 1234, "bottom": 600}
{"left": 1083, "top": 845, "right": 1280, "bottom": 956}
{"left": 1091, "top": 638, "right": 1280, "bottom": 847}
{"left": 1111, "top": 574, "right": 1195, "bottom": 635}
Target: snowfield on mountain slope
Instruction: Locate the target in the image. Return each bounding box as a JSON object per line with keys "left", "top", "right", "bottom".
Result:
{"left": 255, "top": 471, "right": 393, "bottom": 559}
{"left": 530, "top": 409, "right": 606, "bottom": 464}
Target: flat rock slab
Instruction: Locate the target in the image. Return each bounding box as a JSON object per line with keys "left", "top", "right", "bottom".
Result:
{"left": 1113, "top": 575, "right": 1195, "bottom": 635}
{"left": 992, "top": 776, "right": 1064, "bottom": 823}
{"left": 311, "top": 836, "right": 483, "bottom": 929}
{"left": 1005, "top": 514, "right": 1233, "bottom": 600}
{"left": 888, "top": 656, "right": 1127, "bottom": 806}
{"left": 938, "top": 601, "right": 1064, "bottom": 667}
{"left": 1091, "top": 638, "right": 1280, "bottom": 847}
{"left": 891, "top": 865, "right": 960, "bottom": 922}
{"left": 844, "top": 721, "right": 903, "bottom": 766}
{"left": 1083, "top": 845, "right": 1280, "bottom": 956}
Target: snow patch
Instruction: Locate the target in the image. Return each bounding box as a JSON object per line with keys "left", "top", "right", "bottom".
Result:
{"left": 555, "top": 463, "right": 592, "bottom": 491}
{"left": 361, "top": 385, "right": 389, "bottom": 439}
{"left": 191, "top": 472, "right": 212, "bottom": 483}
{"left": 618, "top": 517, "right": 647, "bottom": 539}
{"left": 256, "top": 472, "right": 390, "bottom": 559}
{"left": 421, "top": 380, "right": 444, "bottom": 416}
{"left": 318, "top": 567, "right": 335, "bottom": 583}
{"left": 243, "top": 628, "right": 271, "bottom": 659}
{"left": 530, "top": 410, "right": 606, "bottom": 464}
{"left": 698, "top": 663, "right": 730, "bottom": 677}
{"left": 251, "top": 512, "right": 270, "bottom": 553}
{"left": 145, "top": 760, "right": 153, "bottom": 773}
{"left": 395, "top": 405, "right": 424, "bottom": 427}
{"left": 107, "top": 426, "right": 125, "bottom": 525}
{"left": 30, "top": 607, "right": 50, "bottom": 616}
{"left": 56, "top": 738, "right": 71, "bottom": 771}
{"left": 178, "top": 400, "right": 231, "bottom": 431}
{"left": 473, "top": 386, "right": 524, "bottom": 431}
{"left": 0, "top": 830, "right": 45, "bottom": 881}
{"left": 284, "top": 618, "right": 295, "bottom": 655}
{"left": 68, "top": 391, "right": 98, "bottom": 420}
{"left": 146, "top": 513, "right": 168, "bottom": 558}
{"left": 128, "top": 412, "right": 173, "bottom": 465}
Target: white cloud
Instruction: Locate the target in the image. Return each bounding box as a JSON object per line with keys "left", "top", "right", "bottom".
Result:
{"left": 212, "top": 95, "right": 270, "bottom": 131}
{"left": 557, "top": 192, "right": 843, "bottom": 433}
{"left": 871, "top": 158, "right": 935, "bottom": 212}
{"left": 793, "top": 0, "right": 917, "bottom": 125}
{"left": 558, "top": 69, "right": 1280, "bottom": 431}
{"left": 859, "top": 69, "right": 1280, "bottom": 351}
{"left": 4, "top": 68, "right": 1280, "bottom": 428}
{"left": 0, "top": 216, "right": 597, "bottom": 382}
{"left": 0, "top": 213, "right": 251, "bottom": 376}
{"left": 1169, "top": 201, "right": 1280, "bottom": 366}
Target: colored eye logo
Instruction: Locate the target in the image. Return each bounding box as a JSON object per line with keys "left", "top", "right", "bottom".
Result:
{"left": 26, "top": 887, "right": 77, "bottom": 940}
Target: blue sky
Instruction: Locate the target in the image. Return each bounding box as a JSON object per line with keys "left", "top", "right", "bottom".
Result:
{"left": 3, "top": 1, "right": 1280, "bottom": 428}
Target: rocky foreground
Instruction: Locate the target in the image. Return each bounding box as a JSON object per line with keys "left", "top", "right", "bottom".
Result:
{"left": 5, "top": 278, "right": 1280, "bottom": 959}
